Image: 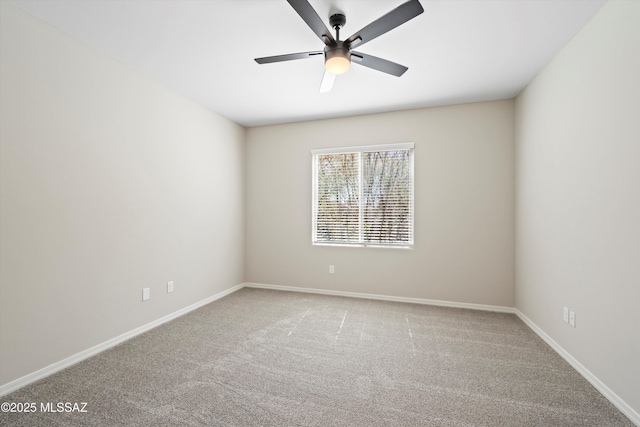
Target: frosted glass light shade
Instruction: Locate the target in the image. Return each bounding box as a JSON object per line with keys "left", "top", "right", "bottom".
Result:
{"left": 324, "top": 42, "right": 351, "bottom": 75}
{"left": 325, "top": 55, "right": 350, "bottom": 74}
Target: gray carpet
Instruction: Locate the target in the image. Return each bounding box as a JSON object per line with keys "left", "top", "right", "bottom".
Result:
{"left": 0, "top": 287, "right": 634, "bottom": 426}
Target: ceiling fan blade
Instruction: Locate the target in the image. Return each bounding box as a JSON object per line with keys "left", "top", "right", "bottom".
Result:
{"left": 319, "top": 70, "right": 336, "bottom": 93}
{"left": 255, "top": 51, "right": 323, "bottom": 64}
{"left": 287, "top": 0, "right": 336, "bottom": 45}
{"left": 351, "top": 52, "right": 408, "bottom": 77}
{"left": 346, "top": 0, "right": 424, "bottom": 49}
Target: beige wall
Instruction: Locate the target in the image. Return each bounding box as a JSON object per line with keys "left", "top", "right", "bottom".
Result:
{"left": 515, "top": 0, "right": 640, "bottom": 415}
{"left": 0, "top": 3, "right": 245, "bottom": 386}
{"left": 246, "top": 100, "right": 515, "bottom": 307}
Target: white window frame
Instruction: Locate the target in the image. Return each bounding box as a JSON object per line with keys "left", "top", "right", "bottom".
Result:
{"left": 311, "top": 143, "right": 415, "bottom": 248}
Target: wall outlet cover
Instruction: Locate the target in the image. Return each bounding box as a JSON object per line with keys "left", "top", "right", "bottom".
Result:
{"left": 569, "top": 310, "right": 576, "bottom": 327}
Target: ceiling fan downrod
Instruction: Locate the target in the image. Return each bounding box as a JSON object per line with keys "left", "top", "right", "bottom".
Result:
{"left": 329, "top": 13, "right": 346, "bottom": 41}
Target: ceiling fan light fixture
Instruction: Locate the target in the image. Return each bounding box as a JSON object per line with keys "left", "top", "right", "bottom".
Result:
{"left": 325, "top": 55, "right": 350, "bottom": 74}
{"left": 324, "top": 43, "right": 350, "bottom": 75}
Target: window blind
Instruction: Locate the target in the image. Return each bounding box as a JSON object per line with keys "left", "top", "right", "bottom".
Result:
{"left": 312, "top": 143, "right": 414, "bottom": 247}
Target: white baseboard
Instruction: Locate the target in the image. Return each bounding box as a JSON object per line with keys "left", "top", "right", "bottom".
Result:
{"left": 242, "top": 282, "right": 516, "bottom": 313}
{"left": 0, "top": 283, "right": 244, "bottom": 397}
{"left": 515, "top": 310, "right": 640, "bottom": 426}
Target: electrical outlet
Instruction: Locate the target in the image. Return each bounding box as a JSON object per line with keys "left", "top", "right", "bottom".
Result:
{"left": 569, "top": 310, "right": 576, "bottom": 327}
{"left": 329, "top": 265, "right": 335, "bottom": 274}
{"left": 563, "top": 307, "right": 569, "bottom": 323}
{"left": 142, "top": 288, "right": 150, "bottom": 301}
{"left": 167, "top": 281, "right": 174, "bottom": 293}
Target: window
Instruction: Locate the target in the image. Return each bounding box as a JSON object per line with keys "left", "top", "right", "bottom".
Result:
{"left": 312, "top": 143, "right": 414, "bottom": 247}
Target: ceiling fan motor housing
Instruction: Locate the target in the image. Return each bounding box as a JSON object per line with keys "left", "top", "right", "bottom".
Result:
{"left": 324, "top": 42, "right": 351, "bottom": 74}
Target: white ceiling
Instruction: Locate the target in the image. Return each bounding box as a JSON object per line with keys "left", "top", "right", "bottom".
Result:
{"left": 10, "top": 0, "right": 607, "bottom": 127}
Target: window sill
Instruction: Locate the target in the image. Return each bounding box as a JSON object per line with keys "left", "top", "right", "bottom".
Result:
{"left": 312, "top": 242, "right": 413, "bottom": 250}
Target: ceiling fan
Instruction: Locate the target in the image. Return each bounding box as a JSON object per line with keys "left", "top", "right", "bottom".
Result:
{"left": 254, "top": 0, "right": 424, "bottom": 93}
